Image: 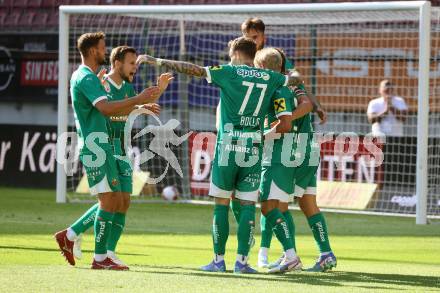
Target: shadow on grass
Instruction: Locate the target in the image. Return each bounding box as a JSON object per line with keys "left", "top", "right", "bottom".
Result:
{"left": 0, "top": 245, "right": 150, "bottom": 257}
{"left": 125, "top": 265, "right": 440, "bottom": 290}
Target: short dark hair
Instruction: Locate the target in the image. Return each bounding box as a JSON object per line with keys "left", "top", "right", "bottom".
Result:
{"left": 228, "top": 37, "right": 257, "bottom": 60}
{"left": 110, "top": 46, "right": 137, "bottom": 67}
{"left": 241, "top": 18, "right": 265, "bottom": 34}
{"left": 77, "top": 31, "right": 105, "bottom": 57}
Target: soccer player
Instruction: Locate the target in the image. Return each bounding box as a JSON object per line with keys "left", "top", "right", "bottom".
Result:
{"left": 54, "top": 32, "right": 165, "bottom": 270}
{"left": 239, "top": 17, "right": 335, "bottom": 270}
{"left": 234, "top": 18, "right": 328, "bottom": 244}
{"left": 255, "top": 47, "right": 313, "bottom": 273}
{"left": 258, "top": 48, "right": 337, "bottom": 272}
{"left": 65, "top": 46, "right": 173, "bottom": 267}
{"left": 137, "top": 37, "right": 303, "bottom": 274}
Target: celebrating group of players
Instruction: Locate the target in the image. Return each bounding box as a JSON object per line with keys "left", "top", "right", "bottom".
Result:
{"left": 54, "top": 17, "right": 337, "bottom": 274}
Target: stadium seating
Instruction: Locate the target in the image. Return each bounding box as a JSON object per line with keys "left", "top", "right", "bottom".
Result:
{"left": 0, "top": 0, "right": 439, "bottom": 31}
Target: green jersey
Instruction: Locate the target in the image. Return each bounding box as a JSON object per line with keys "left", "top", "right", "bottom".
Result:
{"left": 284, "top": 58, "right": 294, "bottom": 71}
{"left": 292, "top": 102, "right": 318, "bottom": 166}
{"left": 70, "top": 65, "right": 110, "bottom": 153}
{"left": 205, "top": 64, "right": 288, "bottom": 145}
{"left": 285, "top": 58, "right": 307, "bottom": 97}
{"left": 262, "top": 86, "right": 296, "bottom": 165}
{"left": 102, "top": 76, "right": 136, "bottom": 139}
{"left": 262, "top": 85, "right": 317, "bottom": 166}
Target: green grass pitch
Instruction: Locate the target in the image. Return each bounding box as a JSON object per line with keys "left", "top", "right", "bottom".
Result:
{"left": 0, "top": 187, "right": 439, "bottom": 292}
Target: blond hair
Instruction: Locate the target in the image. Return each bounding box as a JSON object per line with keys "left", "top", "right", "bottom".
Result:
{"left": 254, "top": 47, "right": 282, "bottom": 71}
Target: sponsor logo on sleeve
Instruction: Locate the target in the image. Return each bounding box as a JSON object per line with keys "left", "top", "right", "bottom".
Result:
{"left": 274, "top": 98, "right": 286, "bottom": 112}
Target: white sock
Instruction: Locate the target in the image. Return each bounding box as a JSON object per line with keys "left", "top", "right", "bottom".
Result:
{"left": 284, "top": 248, "right": 297, "bottom": 260}
{"left": 236, "top": 254, "right": 248, "bottom": 265}
{"left": 94, "top": 253, "right": 107, "bottom": 262}
{"left": 259, "top": 247, "right": 269, "bottom": 258}
{"left": 214, "top": 254, "right": 224, "bottom": 263}
{"left": 66, "top": 227, "right": 78, "bottom": 241}
{"left": 107, "top": 250, "right": 116, "bottom": 256}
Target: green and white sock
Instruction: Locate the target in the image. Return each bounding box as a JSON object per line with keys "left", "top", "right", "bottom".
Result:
{"left": 212, "top": 204, "right": 229, "bottom": 255}
{"left": 282, "top": 210, "right": 297, "bottom": 251}
{"left": 230, "top": 198, "right": 241, "bottom": 224}
{"left": 107, "top": 212, "right": 126, "bottom": 252}
{"left": 266, "top": 208, "right": 294, "bottom": 252}
{"left": 94, "top": 208, "right": 114, "bottom": 257}
{"left": 237, "top": 204, "right": 255, "bottom": 257}
{"left": 70, "top": 203, "right": 99, "bottom": 236}
{"left": 260, "top": 214, "right": 273, "bottom": 249}
{"left": 307, "top": 212, "right": 332, "bottom": 253}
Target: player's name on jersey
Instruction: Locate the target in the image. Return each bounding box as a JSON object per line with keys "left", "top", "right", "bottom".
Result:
{"left": 109, "top": 115, "right": 128, "bottom": 122}
{"left": 240, "top": 116, "right": 261, "bottom": 128}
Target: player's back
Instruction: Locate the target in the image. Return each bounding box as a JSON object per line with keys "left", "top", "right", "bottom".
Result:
{"left": 205, "top": 64, "right": 287, "bottom": 141}
{"left": 70, "top": 65, "right": 110, "bottom": 152}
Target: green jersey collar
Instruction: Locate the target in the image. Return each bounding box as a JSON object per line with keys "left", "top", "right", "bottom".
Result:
{"left": 105, "top": 75, "right": 123, "bottom": 90}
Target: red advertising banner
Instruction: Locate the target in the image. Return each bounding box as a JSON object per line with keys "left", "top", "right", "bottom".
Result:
{"left": 20, "top": 60, "right": 58, "bottom": 86}
{"left": 188, "top": 132, "right": 384, "bottom": 196}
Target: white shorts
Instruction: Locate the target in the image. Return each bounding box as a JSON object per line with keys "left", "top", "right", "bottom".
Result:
{"left": 208, "top": 182, "right": 259, "bottom": 203}
{"left": 89, "top": 175, "right": 113, "bottom": 195}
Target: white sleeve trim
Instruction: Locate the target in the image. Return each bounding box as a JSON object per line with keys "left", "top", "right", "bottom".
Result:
{"left": 276, "top": 111, "right": 291, "bottom": 118}
{"left": 283, "top": 75, "right": 289, "bottom": 87}
{"left": 92, "top": 96, "right": 108, "bottom": 106}
{"left": 204, "top": 67, "right": 212, "bottom": 83}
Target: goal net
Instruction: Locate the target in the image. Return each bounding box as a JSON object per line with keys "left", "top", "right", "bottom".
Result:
{"left": 57, "top": 2, "right": 440, "bottom": 223}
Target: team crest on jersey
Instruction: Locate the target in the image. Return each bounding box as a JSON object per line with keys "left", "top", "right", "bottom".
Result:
{"left": 111, "top": 178, "right": 119, "bottom": 186}
{"left": 103, "top": 80, "right": 111, "bottom": 93}
{"left": 274, "top": 98, "right": 286, "bottom": 112}
{"left": 209, "top": 65, "right": 222, "bottom": 70}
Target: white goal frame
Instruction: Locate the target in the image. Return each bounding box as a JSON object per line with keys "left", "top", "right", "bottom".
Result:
{"left": 56, "top": 1, "right": 431, "bottom": 224}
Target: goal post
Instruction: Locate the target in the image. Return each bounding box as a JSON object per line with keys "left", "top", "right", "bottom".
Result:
{"left": 415, "top": 1, "right": 431, "bottom": 224}
{"left": 56, "top": 2, "right": 436, "bottom": 224}
{"left": 56, "top": 10, "right": 69, "bottom": 204}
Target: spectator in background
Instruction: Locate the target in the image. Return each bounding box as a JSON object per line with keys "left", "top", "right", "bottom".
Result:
{"left": 367, "top": 80, "right": 408, "bottom": 136}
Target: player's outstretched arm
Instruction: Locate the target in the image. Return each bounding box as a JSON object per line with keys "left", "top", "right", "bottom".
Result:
{"left": 94, "top": 86, "right": 160, "bottom": 116}
{"left": 137, "top": 54, "right": 207, "bottom": 78}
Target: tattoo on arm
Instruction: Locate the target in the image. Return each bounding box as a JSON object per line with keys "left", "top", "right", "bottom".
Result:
{"left": 160, "top": 59, "right": 207, "bottom": 78}
{"left": 286, "top": 75, "right": 302, "bottom": 87}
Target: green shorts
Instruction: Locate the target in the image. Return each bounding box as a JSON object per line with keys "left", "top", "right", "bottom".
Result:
{"left": 112, "top": 138, "right": 133, "bottom": 194}
{"left": 209, "top": 142, "right": 262, "bottom": 202}
{"left": 259, "top": 164, "right": 295, "bottom": 203}
{"left": 80, "top": 147, "right": 121, "bottom": 195}
{"left": 293, "top": 162, "right": 318, "bottom": 198}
